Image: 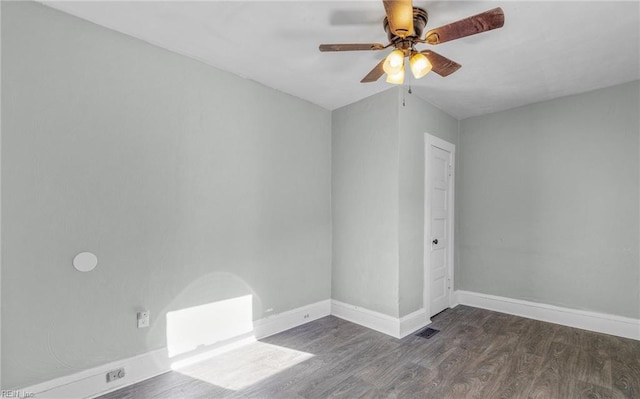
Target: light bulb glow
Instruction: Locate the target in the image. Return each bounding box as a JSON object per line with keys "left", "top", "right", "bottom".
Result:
{"left": 383, "top": 50, "right": 405, "bottom": 75}
{"left": 410, "top": 53, "right": 432, "bottom": 79}
{"left": 386, "top": 68, "right": 405, "bottom": 85}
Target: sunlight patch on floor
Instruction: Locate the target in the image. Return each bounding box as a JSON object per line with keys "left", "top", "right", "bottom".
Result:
{"left": 173, "top": 341, "right": 314, "bottom": 391}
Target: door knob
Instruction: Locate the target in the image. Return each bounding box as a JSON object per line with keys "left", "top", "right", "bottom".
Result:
{"left": 432, "top": 239, "right": 438, "bottom": 245}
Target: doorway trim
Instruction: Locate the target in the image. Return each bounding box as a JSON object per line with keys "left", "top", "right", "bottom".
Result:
{"left": 423, "top": 133, "right": 456, "bottom": 318}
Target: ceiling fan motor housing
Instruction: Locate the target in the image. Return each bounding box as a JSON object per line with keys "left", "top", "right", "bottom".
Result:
{"left": 383, "top": 7, "right": 428, "bottom": 48}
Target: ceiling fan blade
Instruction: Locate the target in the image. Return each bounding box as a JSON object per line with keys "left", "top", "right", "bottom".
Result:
{"left": 319, "top": 43, "right": 385, "bottom": 52}
{"left": 383, "top": 0, "right": 414, "bottom": 38}
{"left": 424, "top": 7, "right": 504, "bottom": 45}
{"left": 421, "top": 50, "right": 461, "bottom": 77}
{"left": 361, "top": 59, "right": 386, "bottom": 83}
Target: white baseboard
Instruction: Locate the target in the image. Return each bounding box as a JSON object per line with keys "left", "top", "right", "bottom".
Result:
{"left": 330, "top": 300, "right": 430, "bottom": 339}
{"left": 399, "top": 308, "right": 430, "bottom": 337}
{"left": 254, "top": 299, "right": 331, "bottom": 339}
{"left": 24, "top": 347, "right": 171, "bottom": 399}
{"left": 454, "top": 290, "right": 640, "bottom": 341}
{"left": 23, "top": 299, "right": 332, "bottom": 399}
{"left": 331, "top": 300, "right": 400, "bottom": 337}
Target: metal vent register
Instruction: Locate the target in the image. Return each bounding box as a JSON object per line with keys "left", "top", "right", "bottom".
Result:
{"left": 415, "top": 327, "right": 440, "bottom": 339}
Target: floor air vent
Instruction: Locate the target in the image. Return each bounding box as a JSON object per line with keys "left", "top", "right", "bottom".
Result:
{"left": 415, "top": 327, "right": 440, "bottom": 339}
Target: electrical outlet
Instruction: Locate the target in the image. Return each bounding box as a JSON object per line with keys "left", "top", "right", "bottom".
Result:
{"left": 106, "top": 367, "right": 125, "bottom": 383}
{"left": 304, "top": 313, "right": 310, "bottom": 319}
{"left": 137, "top": 310, "right": 150, "bottom": 328}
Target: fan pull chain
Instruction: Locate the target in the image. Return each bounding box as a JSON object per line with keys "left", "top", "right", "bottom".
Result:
{"left": 403, "top": 85, "right": 412, "bottom": 107}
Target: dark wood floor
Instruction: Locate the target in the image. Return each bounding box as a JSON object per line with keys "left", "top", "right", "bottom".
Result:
{"left": 98, "top": 305, "right": 640, "bottom": 399}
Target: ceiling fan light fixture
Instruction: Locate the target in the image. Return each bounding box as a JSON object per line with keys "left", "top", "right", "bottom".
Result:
{"left": 386, "top": 68, "right": 405, "bottom": 85}
{"left": 318, "top": 5, "right": 505, "bottom": 84}
{"left": 409, "top": 52, "right": 432, "bottom": 79}
{"left": 383, "top": 49, "right": 405, "bottom": 75}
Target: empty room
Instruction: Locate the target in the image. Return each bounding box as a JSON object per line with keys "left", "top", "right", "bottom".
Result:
{"left": 1, "top": 1, "right": 639, "bottom": 398}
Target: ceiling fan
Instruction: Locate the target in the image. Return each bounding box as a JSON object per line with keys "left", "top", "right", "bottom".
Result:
{"left": 319, "top": 1, "right": 505, "bottom": 84}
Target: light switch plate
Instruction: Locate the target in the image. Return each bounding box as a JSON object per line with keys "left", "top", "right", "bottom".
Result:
{"left": 137, "top": 310, "right": 150, "bottom": 328}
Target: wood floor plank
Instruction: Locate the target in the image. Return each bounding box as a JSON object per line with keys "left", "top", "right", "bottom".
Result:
{"left": 374, "top": 362, "right": 433, "bottom": 399}
{"left": 574, "top": 381, "right": 623, "bottom": 399}
{"left": 611, "top": 359, "right": 640, "bottom": 399}
{"left": 517, "top": 318, "right": 558, "bottom": 357}
{"left": 576, "top": 348, "right": 612, "bottom": 388}
{"left": 296, "top": 332, "right": 399, "bottom": 398}
{"left": 97, "top": 306, "right": 640, "bottom": 399}
{"left": 322, "top": 375, "right": 376, "bottom": 398}
{"left": 479, "top": 350, "right": 543, "bottom": 399}
{"left": 524, "top": 341, "right": 581, "bottom": 399}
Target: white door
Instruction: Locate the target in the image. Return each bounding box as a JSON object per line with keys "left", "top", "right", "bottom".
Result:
{"left": 425, "top": 134, "right": 455, "bottom": 317}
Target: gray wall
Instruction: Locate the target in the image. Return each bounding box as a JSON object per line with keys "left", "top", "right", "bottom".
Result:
{"left": 398, "top": 94, "right": 458, "bottom": 317}
{"left": 2, "top": 2, "right": 331, "bottom": 389}
{"left": 458, "top": 81, "right": 640, "bottom": 319}
{"left": 332, "top": 88, "right": 459, "bottom": 318}
{"left": 331, "top": 88, "right": 400, "bottom": 317}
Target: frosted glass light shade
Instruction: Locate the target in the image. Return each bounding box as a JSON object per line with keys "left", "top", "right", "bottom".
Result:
{"left": 410, "top": 53, "right": 432, "bottom": 79}
{"left": 383, "top": 49, "right": 405, "bottom": 75}
{"left": 386, "top": 68, "right": 405, "bottom": 84}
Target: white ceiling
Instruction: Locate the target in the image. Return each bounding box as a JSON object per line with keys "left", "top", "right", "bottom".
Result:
{"left": 44, "top": 1, "right": 639, "bottom": 119}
